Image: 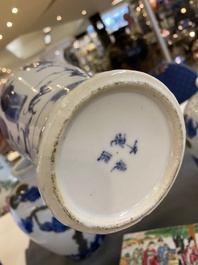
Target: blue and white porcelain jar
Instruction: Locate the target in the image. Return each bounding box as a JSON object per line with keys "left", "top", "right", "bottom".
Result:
{"left": 9, "top": 158, "right": 104, "bottom": 258}
{"left": 0, "top": 61, "right": 185, "bottom": 234}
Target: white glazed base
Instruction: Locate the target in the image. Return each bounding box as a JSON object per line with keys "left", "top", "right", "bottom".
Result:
{"left": 37, "top": 70, "right": 185, "bottom": 234}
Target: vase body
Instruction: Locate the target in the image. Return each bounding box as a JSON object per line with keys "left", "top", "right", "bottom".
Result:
{"left": 0, "top": 154, "right": 17, "bottom": 216}
{"left": 184, "top": 92, "right": 198, "bottom": 164}
{"left": 0, "top": 61, "right": 185, "bottom": 234}
{"left": 9, "top": 158, "right": 104, "bottom": 258}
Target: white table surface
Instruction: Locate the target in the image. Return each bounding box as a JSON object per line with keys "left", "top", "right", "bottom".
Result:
{"left": 0, "top": 213, "right": 29, "bottom": 265}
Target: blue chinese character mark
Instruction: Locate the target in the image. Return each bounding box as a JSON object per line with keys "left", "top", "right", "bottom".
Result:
{"left": 127, "top": 140, "right": 138, "bottom": 154}
{"left": 111, "top": 160, "right": 127, "bottom": 172}
{"left": 110, "top": 133, "right": 126, "bottom": 148}
{"left": 97, "top": 134, "right": 139, "bottom": 172}
{"left": 97, "top": 151, "right": 112, "bottom": 164}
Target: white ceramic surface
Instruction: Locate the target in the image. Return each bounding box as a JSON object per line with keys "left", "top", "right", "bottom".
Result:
{"left": 10, "top": 158, "right": 104, "bottom": 258}
{"left": 0, "top": 62, "right": 185, "bottom": 234}
{"left": 37, "top": 69, "right": 185, "bottom": 234}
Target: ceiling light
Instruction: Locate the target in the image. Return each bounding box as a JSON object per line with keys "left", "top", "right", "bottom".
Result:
{"left": 0, "top": 35, "right": 2, "bottom": 40}
{"left": 111, "top": 0, "right": 123, "bottom": 5}
{"left": 55, "top": 50, "right": 60, "bottom": 56}
{"left": 189, "top": 31, "right": 195, "bottom": 37}
{"left": 7, "top": 22, "right": 13, "bottom": 27}
{"left": 43, "top": 27, "right": 51, "bottom": 33}
{"left": 0, "top": 79, "right": 7, "bottom": 84}
{"left": 44, "top": 33, "right": 51, "bottom": 45}
{"left": 181, "top": 8, "right": 186, "bottom": 14}
{"left": 12, "top": 8, "right": 18, "bottom": 14}
{"left": 56, "top": 15, "right": 62, "bottom": 21}
{"left": 82, "top": 10, "right": 87, "bottom": 15}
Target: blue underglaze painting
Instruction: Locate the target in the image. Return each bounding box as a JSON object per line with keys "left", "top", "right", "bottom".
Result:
{"left": 0, "top": 61, "right": 89, "bottom": 160}
{"left": 70, "top": 234, "right": 105, "bottom": 260}
{"left": 1, "top": 83, "right": 27, "bottom": 123}
{"left": 10, "top": 184, "right": 69, "bottom": 234}
{"left": 19, "top": 214, "right": 69, "bottom": 234}
{"left": 184, "top": 114, "right": 197, "bottom": 139}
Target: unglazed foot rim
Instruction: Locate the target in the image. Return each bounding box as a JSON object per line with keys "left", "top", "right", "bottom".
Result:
{"left": 37, "top": 70, "right": 185, "bottom": 234}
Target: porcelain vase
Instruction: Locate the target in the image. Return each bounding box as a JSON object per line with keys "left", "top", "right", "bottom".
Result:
{"left": 184, "top": 91, "right": 198, "bottom": 165}
{"left": 0, "top": 61, "right": 185, "bottom": 234}
{"left": 9, "top": 158, "right": 104, "bottom": 258}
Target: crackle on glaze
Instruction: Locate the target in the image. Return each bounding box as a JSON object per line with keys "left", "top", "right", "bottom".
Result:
{"left": 0, "top": 61, "right": 89, "bottom": 162}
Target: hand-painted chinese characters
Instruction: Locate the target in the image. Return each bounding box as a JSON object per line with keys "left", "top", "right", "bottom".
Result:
{"left": 97, "top": 133, "right": 138, "bottom": 172}
{"left": 111, "top": 160, "right": 127, "bottom": 172}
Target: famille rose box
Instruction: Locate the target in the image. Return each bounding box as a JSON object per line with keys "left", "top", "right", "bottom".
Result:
{"left": 119, "top": 223, "right": 198, "bottom": 265}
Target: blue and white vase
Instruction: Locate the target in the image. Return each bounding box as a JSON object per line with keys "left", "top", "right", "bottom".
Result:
{"left": 0, "top": 61, "right": 185, "bottom": 234}
{"left": 9, "top": 158, "right": 104, "bottom": 258}
{"left": 184, "top": 91, "right": 198, "bottom": 165}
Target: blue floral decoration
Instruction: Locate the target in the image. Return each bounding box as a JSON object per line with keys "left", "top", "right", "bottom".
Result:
{"left": 40, "top": 217, "right": 69, "bottom": 233}
{"left": 39, "top": 221, "right": 53, "bottom": 232}
{"left": 22, "top": 187, "right": 40, "bottom": 202}
{"left": 51, "top": 217, "right": 69, "bottom": 232}
{"left": 19, "top": 217, "right": 33, "bottom": 233}
{"left": 184, "top": 114, "right": 197, "bottom": 139}
{"left": 1, "top": 82, "right": 27, "bottom": 123}
{"left": 15, "top": 186, "right": 40, "bottom": 204}
{"left": 70, "top": 234, "right": 105, "bottom": 260}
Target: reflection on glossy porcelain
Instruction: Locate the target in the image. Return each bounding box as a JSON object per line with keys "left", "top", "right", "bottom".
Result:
{"left": 0, "top": 61, "right": 89, "bottom": 161}
{"left": 10, "top": 163, "right": 104, "bottom": 258}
